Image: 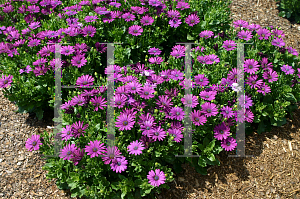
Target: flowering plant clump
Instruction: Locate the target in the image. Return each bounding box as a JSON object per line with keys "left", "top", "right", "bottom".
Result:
{"left": 1, "top": 0, "right": 300, "bottom": 198}
{"left": 0, "top": 0, "right": 232, "bottom": 120}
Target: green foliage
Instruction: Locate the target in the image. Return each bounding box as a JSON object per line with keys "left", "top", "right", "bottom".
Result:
{"left": 276, "top": 0, "right": 300, "bottom": 23}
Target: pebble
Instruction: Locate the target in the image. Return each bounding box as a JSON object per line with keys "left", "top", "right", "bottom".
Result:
{"left": 17, "top": 162, "right": 22, "bottom": 166}
{"left": 0, "top": 159, "right": 2, "bottom": 162}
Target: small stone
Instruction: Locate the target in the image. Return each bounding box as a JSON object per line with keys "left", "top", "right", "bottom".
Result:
{"left": 17, "top": 162, "right": 22, "bottom": 166}
{"left": 0, "top": 159, "right": 3, "bottom": 163}
{"left": 18, "top": 155, "right": 25, "bottom": 161}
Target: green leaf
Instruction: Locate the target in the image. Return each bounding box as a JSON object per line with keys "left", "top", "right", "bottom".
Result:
{"left": 207, "top": 153, "right": 215, "bottom": 162}
{"left": 95, "top": 123, "right": 101, "bottom": 131}
{"left": 257, "top": 122, "right": 265, "bottom": 134}
{"left": 285, "top": 93, "right": 297, "bottom": 102}
{"left": 273, "top": 58, "right": 278, "bottom": 63}
{"left": 35, "top": 109, "right": 44, "bottom": 120}
{"left": 198, "top": 157, "right": 207, "bottom": 167}
{"left": 194, "top": 165, "right": 207, "bottom": 175}
{"left": 187, "top": 34, "right": 194, "bottom": 40}
{"left": 203, "top": 137, "right": 210, "bottom": 147}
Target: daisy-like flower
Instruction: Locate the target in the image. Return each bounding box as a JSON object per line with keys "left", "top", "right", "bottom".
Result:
{"left": 140, "top": 15, "right": 154, "bottom": 26}
{"left": 238, "top": 95, "right": 253, "bottom": 109}
{"left": 109, "top": 1, "right": 121, "bottom": 8}
{"left": 170, "top": 106, "right": 185, "bottom": 120}
{"left": 272, "top": 37, "right": 285, "bottom": 48}
{"left": 233, "top": 19, "right": 248, "bottom": 28}
{"left": 148, "top": 47, "right": 161, "bottom": 55}
{"left": 246, "top": 75, "right": 263, "bottom": 89}
{"left": 28, "top": 39, "right": 41, "bottom": 47}
{"left": 113, "top": 94, "right": 127, "bottom": 108}
{"left": 139, "top": 135, "right": 155, "bottom": 149}
{"left": 33, "top": 66, "right": 48, "bottom": 77}
{"left": 257, "top": 28, "right": 271, "bottom": 40}
{"left": 231, "top": 83, "right": 243, "bottom": 92}
{"left": 194, "top": 74, "right": 209, "bottom": 86}
{"left": 19, "top": 65, "right": 32, "bottom": 74}
{"left": 237, "top": 30, "right": 253, "bottom": 41}
{"left": 102, "top": 146, "right": 122, "bottom": 164}
{"left": 176, "top": 1, "right": 190, "bottom": 10}
{"left": 84, "top": 140, "right": 106, "bottom": 158}
{"left": 189, "top": 110, "right": 207, "bottom": 126}
{"left": 199, "top": 90, "right": 217, "bottom": 101}
{"left": 185, "top": 14, "right": 200, "bottom": 27}
{"left": 235, "top": 110, "right": 245, "bottom": 123}
{"left": 156, "top": 95, "right": 173, "bottom": 108}
{"left": 272, "top": 28, "right": 285, "bottom": 38}
{"left": 149, "top": 0, "right": 162, "bottom": 7}
{"left": 125, "top": 81, "right": 142, "bottom": 94}
{"left": 260, "top": 57, "right": 273, "bottom": 71}
{"left": 199, "top": 30, "right": 214, "bottom": 39}
{"left": 247, "top": 23, "right": 261, "bottom": 31}
{"left": 82, "top": 25, "right": 96, "bottom": 37}
{"left": 70, "top": 148, "right": 85, "bottom": 166}
{"left": 122, "top": 12, "right": 136, "bottom": 22}
{"left": 205, "top": 54, "right": 220, "bottom": 65}
{"left": 257, "top": 82, "right": 271, "bottom": 96}
{"left": 169, "top": 128, "right": 184, "bottom": 143}
{"left": 179, "top": 78, "right": 195, "bottom": 90}
{"left": 110, "top": 156, "right": 128, "bottom": 173}
{"left": 147, "top": 169, "right": 166, "bottom": 187}
{"left": 244, "top": 59, "right": 260, "bottom": 74}
{"left": 76, "top": 74, "right": 94, "bottom": 87}
{"left": 262, "top": 69, "right": 278, "bottom": 83}
{"left": 198, "top": 56, "right": 208, "bottom": 64}
{"left": 61, "top": 45, "right": 75, "bottom": 56}
{"left": 222, "top": 40, "right": 237, "bottom": 51}
{"left": 90, "top": 96, "right": 107, "bottom": 111}
{"left": 71, "top": 54, "right": 87, "bottom": 68}
{"left": 72, "top": 120, "right": 89, "bottom": 138}
{"left": 170, "top": 50, "right": 185, "bottom": 59}
{"left": 0, "top": 74, "right": 13, "bottom": 88}
{"left": 147, "top": 74, "right": 164, "bottom": 85}
{"left": 33, "top": 58, "right": 47, "bottom": 66}
{"left": 149, "top": 57, "right": 164, "bottom": 65}
{"left": 59, "top": 143, "right": 77, "bottom": 160}
{"left": 72, "top": 95, "right": 86, "bottom": 106}
{"left": 149, "top": 126, "right": 167, "bottom": 141}
{"left": 127, "top": 140, "right": 145, "bottom": 155}
{"left": 221, "top": 137, "right": 237, "bottom": 151}
{"left": 167, "top": 9, "right": 181, "bottom": 18}
{"left": 214, "top": 123, "right": 230, "bottom": 141}
{"left": 228, "top": 68, "right": 243, "bottom": 83}
{"left": 281, "top": 64, "right": 294, "bottom": 75}
{"left": 169, "top": 18, "right": 182, "bottom": 28}
{"left": 129, "top": 25, "right": 143, "bottom": 36}
{"left": 181, "top": 94, "right": 199, "bottom": 108}
{"left": 245, "top": 109, "right": 255, "bottom": 123}
{"left": 286, "top": 46, "right": 299, "bottom": 56}
{"left": 138, "top": 85, "right": 155, "bottom": 99}
{"left": 115, "top": 113, "right": 136, "bottom": 131}
{"left": 201, "top": 102, "right": 218, "bottom": 117}
{"left": 27, "top": 5, "right": 40, "bottom": 13}
{"left": 141, "top": 120, "right": 156, "bottom": 137}
{"left": 25, "top": 134, "right": 43, "bottom": 151}
{"left": 61, "top": 125, "right": 74, "bottom": 141}
{"left": 220, "top": 106, "right": 235, "bottom": 119}
{"left": 170, "top": 69, "right": 184, "bottom": 81}
{"left": 84, "top": 15, "right": 98, "bottom": 22}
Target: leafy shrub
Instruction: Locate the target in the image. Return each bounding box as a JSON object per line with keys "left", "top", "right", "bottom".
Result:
{"left": 276, "top": 0, "right": 300, "bottom": 24}
{"left": 0, "top": 0, "right": 232, "bottom": 120}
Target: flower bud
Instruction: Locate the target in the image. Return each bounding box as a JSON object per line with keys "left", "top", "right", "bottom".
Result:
{"left": 154, "top": 109, "right": 158, "bottom": 113}
{"left": 171, "top": 136, "right": 175, "bottom": 140}
{"left": 154, "top": 91, "right": 157, "bottom": 95}
{"left": 155, "top": 162, "right": 159, "bottom": 166}
{"left": 120, "top": 131, "right": 123, "bottom": 136}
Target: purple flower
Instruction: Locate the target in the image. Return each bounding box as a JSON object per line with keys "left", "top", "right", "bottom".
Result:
{"left": 271, "top": 37, "right": 285, "bottom": 48}
{"left": 90, "top": 96, "right": 107, "bottom": 111}
{"left": 25, "top": 134, "right": 43, "bottom": 151}
{"left": 122, "top": 12, "right": 136, "bottom": 22}
{"left": 149, "top": 126, "right": 167, "bottom": 141}
{"left": 233, "top": 19, "right": 248, "bottom": 28}
{"left": 286, "top": 46, "right": 299, "bottom": 56}
{"left": 247, "top": 23, "right": 261, "bottom": 31}
{"left": 61, "top": 125, "right": 74, "bottom": 141}
{"left": 168, "top": 128, "right": 183, "bottom": 143}
{"left": 72, "top": 121, "right": 88, "bottom": 138}
{"left": 222, "top": 40, "right": 237, "bottom": 51}
{"left": 28, "top": 39, "right": 41, "bottom": 47}
{"left": 125, "top": 81, "right": 142, "bottom": 94}
{"left": 221, "top": 137, "right": 237, "bottom": 151}
{"left": 149, "top": 57, "right": 164, "bottom": 65}
{"left": 33, "top": 66, "right": 48, "bottom": 77}
{"left": 115, "top": 113, "right": 135, "bottom": 131}
{"left": 129, "top": 25, "right": 143, "bottom": 36}
{"left": 189, "top": 110, "right": 207, "bottom": 126}
{"left": 201, "top": 102, "right": 218, "bottom": 117}
{"left": 214, "top": 123, "right": 230, "bottom": 141}
{"left": 237, "top": 30, "right": 253, "bottom": 41}
{"left": 257, "top": 28, "right": 271, "bottom": 40}
{"left": 181, "top": 94, "right": 199, "bottom": 108}
{"left": 59, "top": 143, "right": 77, "bottom": 160}
{"left": 0, "top": 74, "right": 13, "bottom": 88}
{"left": 71, "top": 54, "right": 87, "bottom": 68}
{"left": 170, "top": 69, "right": 184, "bottom": 81}
{"left": 185, "top": 14, "right": 200, "bottom": 27}
{"left": 169, "top": 18, "right": 182, "bottom": 28}
{"left": 246, "top": 75, "right": 263, "bottom": 89}
{"left": 138, "top": 85, "right": 155, "bottom": 99}
{"left": 147, "top": 169, "right": 166, "bottom": 187}
{"left": 245, "top": 109, "right": 254, "bottom": 123}
{"left": 199, "top": 90, "right": 217, "bottom": 101}
{"left": 72, "top": 95, "right": 86, "bottom": 106}
{"left": 194, "top": 74, "right": 209, "bottom": 86}
{"left": 199, "top": 30, "right": 214, "bottom": 39}
{"left": 113, "top": 94, "right": 127, "bottom": 108}
{"left": 167, "top": 10, "right": 181, "bottom": 18}
{"left": 82, "top": 25, "right": 96, "bottom": 37}
{"left": 102, "top": 146, "right": 122, "bottom": 165}
{"left": 205, "top": 54, "right": 220, "bottom": 65}
{"left": 84, "top": 140, "right": 106, "bottom": 158}
{"left": 19, "top": 65, "right": 32, "bottom": 74}
{"left": 84, "top": 15, "right": 98, "bottom": 22}
{"left": 244, "top": 59, "right": 260, "bottom": 74}
{"left": 170, "top": 107, "right": 185, "bottom": 121}
{"left": 170, "top": 49, "right": 185, "bottom": 59}
{"left": 61, "top": 45, "right": 75, "bottom": 56}
{"left": 76, "top": 74, "right": 94, "bottom": 87}
{"left": 176, "top": 1, "right": 190, "bottom": 10}
{"left": 220, "top": 106, "right": 235, "bottom": 119}
{"left": 110, "top": 156, "right": 128, "bottom": 173}
{"left": 262, "top": 69, "right": 278, "bottom": 83}
{"left": 238, "top": 95, "right": 253, "bottom": 109}
{"left": 156, "top": 95, "right": 173, "bottom": 108}
{"left": 127, "top": 140, "right": 145, "bottom": 155}
{"left": 257, "top": 83, "right": 271, "bottom": 96}
{"left": 281, "top": 64, "right": 294, "bottom": 75}
{"left": 141, "top": 15, "right": 154, "bottom": 26}
{"left": 271, "top": 29, "right": 285, "bottom": 38}
{"left": 27, "top": 5, "right": 40, "bottom": 13}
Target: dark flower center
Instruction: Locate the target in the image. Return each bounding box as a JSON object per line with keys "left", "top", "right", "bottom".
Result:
{"left": 77, "top": 61, "right": 81, "bottom": 64}
{"left": 78, "top": 129, "right": 82, "bottom": 133}
{"left": 176, "top": 112, "right": 180, "bottom": 116}
{"left": 82, "top": 81, "right": 88, "bottom": 85}
{"left": 207, "top": 109, "right": 212, "bottom": 113}
{"left": 4, "top": 80, "right": 8, "bottom": 84}
{"left": 132, "top": 87, "right": 136, "bottom": 90}
{"left": 123, "top": 121, "right": 128, "bottom": 125}
{"left": 96, "top": 103, "right": 100, "bottom": 106}
{"left": 226, "top": 110, "right": 229, "bottom": 114}
{"left": 117, "top": 101, "right": 121, "bottom": 105}
{"left": 144, "top": 91, "right": 149, "bottom": 95}
{"left": 146, "top": 127, "right": 150, "bottom": 130}
{"left": 249, "top": 65, "right": 253, "bottom": 69}
{"left": 155, "top": 132, "right": 159, "bottom": 136}
{"left": 32, "top": 141, "right": 37, "bottom": 146}
{"left": 205, "top": 95, "right": 209, "bottom": 98}
{"left": 145, "top": 20, "right": 149, "bottom": 23}
{"left": 66, "top": 50, "right": 69, "bottom": 53}
{"left": 175, "top": 74, "right": 178, "bottom": 77}
{"left": 228, "top": 45, "right": 231, "bottom": 48}
{"left": 195, "top": 117, "right": 199, "bottom": 122}
{"left": 153, "top": 80, "right": 157, "bottom": 83}
{"left": 220, "top": 130, "right": 224, "bottom": 134}
{"left": 234, "top": 75, "right": 237, "bottom": 78}
{"left": 93, "top": 147, "right": 98, "bottom": 152}
{"left": 262, "top": 88, "right": 265, "bottom": 91}
{"left": 162, "top": 102, "right": 166, "bottom": 106}
{"left": 109, "top": 154, "right": 114, "bottom": 159}
{"left": 191, "top": 20, "right": 195, "bottom": 23}
{"left": 39, "top": 70, "right": 44, "bottom": 74}
{"left": 87, "top": 31, "right": 91, "bottom": 34}
{"left": 67, "top": 131, "right": 70, "bottom": 135}
{"left": 134, "top": 30, "right": 138, "bottom": 33}
{"left": 226, "top": 142, "right": 231, "bottom": 146}
{"left": 117, "top": 162, "right": 121, "bottom": 166}
{"left": 199, "top": 79, "right": 203, "bottom": 82}
{"left": 134, "top": 146, "right": 138, "bottom": 150}
{"left": 33, "top": 42, "right": 36, "bottom": 45}
{"left": 154, "top": 175, "right": 159, "bottom": 181}
{"left": 163, "top": 76, "right": 167, "bottom": 79}
{"left": 252, "top": 81, "right": 256, "bottom": 84}
{"left": 187, "top": 100, "right": 192, "bottom": 104}
{"left": 67, "top": 151, "right": 72, "bottom": 155}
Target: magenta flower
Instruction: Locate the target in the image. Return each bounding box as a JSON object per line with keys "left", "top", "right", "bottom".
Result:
{"left": 72, "top": 95, "right": 86, "bottom": 106}
{"left": 235, "top": 110, "right": 245, "bottom": 123}
{"left": 257, "top": 28, "right": 271, "bottom": 40}
{"left": 271, "top": 37, "right": 285, "bottom": 48}
{"left": 170, "top": 107, "right": 185, "bottom": 120}
{"left": 61, "top": 45, "right": 75, "bottom": 56}
{"left": 109, "top": 2, "right": 121, "bottom": 8}
{"left": 141, "top": 120, "right": 156, "bottom": 137}
{"left": 84, "top": 140, "right": 106, "bottom": 158}
{"left": 214, "top": 123, "right": 230, "bottom": 141}
{"left": 125, "top": 81, "right": 142, "bottom": 94}
{"left": 90, "top": 96, "right": 107, "bottom": 111}
{"left": 167, "top": 10, "right": 181, "bottom": 18}
{"left": 205, "top": 54, "right": 220, "bottom": 65}
{"left": 199, "top": 90, "right": 217, "bottom": 101}
{"left": 19, "top": 65, "right": 32, "bottom": 74}
{"left": 185, "top": 14, "right": 200, "bottom": 26}
{"left": 194, "top": 74, "right": 209, "bottom": 86}
{"left": 129, "top": 25, "right": 143, "bottom": 36}
{"left": 0, "top": 74, "right": 13, "bottom": 88}
{"left": 122, "top": 12, "right": 136, "bottom": 22}
{"left": 220, "top": 106, "right": 235, "bottom": 119}
{"left": 156, "top": 95, "right": 173, "bottom": 108}
{"left": 140, "top": 15, "right": 154, "bottom": 26}
{"left": 170, "top": 69, "right": 184, "bottom": 81}
{"left": 228, "top": 68, "right": 243, "bottom": 83}
{"left": 70, "top": 148, "right": 85, "bottom": 166}
{"left": 110, "top": 156, "right": 128, "bottom": 173}
{"left": 189, "top": 110, "right": 207, "bottom": 126}
{"left": 221, "top": 137, "right": 237, "bottom": 151}
{"left": 61, "top": 125, "right": 74, "bottom": 141}
{"left": 199, "top": 30, "right": 214, "bottom": 39}
{"left": 76, "top": 74, "right": 94, "bottom": 87}
{"left": 27, "top": 5, "right": 40, "bottom": 13}
{"left": 222, "top": 40, "right": 237, "bottom": 51}
{"left": 59, "top": 143, "right": 77, "bottom": 160}
{"left": 138, "top": 85, "right": 155, "bottom": 99}
{"left": 84, "top": 15, "right": 98, "bottom": 22}
{"left": 102, "top": 146, "right": 122, "bottom": 165}
{"left": 281, "top": 64, "right": 294, "bottom": 75}
{"left": 149, "top": 57, "right": 164, "bottom": 65}
{"left": 181, "top": 94, "right": 199, "bottom": 108}
{"left": 246, "top": 75, "right": 263, "bottom": 89}
{"left": 169, "top": 128, "right": 184, "bottom": 143}
{"left": 25, "top": 134, "right": 43, "bottom": 151}
{"left": 286, "top": 46, "right": 299, "bottom": 56}
{"left": 72, "top": 121, "right": 89, "bottom": 138}
{"left": 244, "top": 59, "right": 260, "bottom": 74}
{"left": 149, "top": 126, "right": 167, "bottom": 141}
{"left": 115, "top": 113, "right": 135, "bottom": 131}
{"left": 71, "top": 54, "right": 87, "bottom": 68}
{"left": 147, "top": 169, "right": 166, "bottom": 187}
{"left": 233, "top": 19, "right": 248, "bottom": 28}
{"left": 148, "top": 47, "right": 162, "bottom": 55}
{"left": 170, "top": 50, "right": 185, "bottom": 59}
{"left": 169, "top": 18, "right": 182, "bottom": 28}
{"left": 201, "top": 102, "right": 218, "bottom": 117}
{"left": 271, "top": 29, "right": 285, "bottom": 38}
{"left": 238, "top": 95, "right": 253, "bottom": 109}
{"left": 28, "top": 39, "right": 41, "bottom": 47}
{"left": 237, "top": 30, "right": 253, "bottom": 41}
{"left": 245, "top": 109, "right": 255, "bottom": 123}
{"left": 82, "top": 25, "right": 96, "bottom": 37}
{"left": 113, "top": 94, "right": 127, "bottom": 108}
{"left": 127, "top": 140, "right": 145, "bottom": 155}
{"left": 262, "top": 69, "right": 278, "bottom": 83}
{"left": 247, "top": 23, "right": 261, "bottom": 31}
{"left": 176, "top": 1, "right": 190, "bottom": 10}
{"left": 33, "top": 66, "right": 48, "bottom": 77}
{"left": 257, "top": 83, "right": 271, "bottom": 96}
